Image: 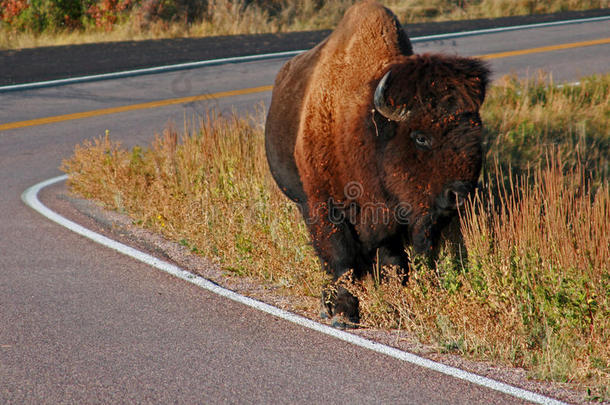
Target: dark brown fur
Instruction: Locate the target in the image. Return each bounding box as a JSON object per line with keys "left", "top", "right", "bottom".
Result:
{"left": 265, "top": 0, "right": 489, "bottom": 327}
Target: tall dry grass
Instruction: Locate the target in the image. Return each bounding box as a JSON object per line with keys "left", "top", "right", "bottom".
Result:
{"left": 462, "top": 156, "right": 608, "bottom": 381}
{"left": 390, "top": 0, "right": 609, "bottom": 22}
{"left": 482, "top": 72, "right": 609, "bottom": 179}
{"left": 350, "top": 157, "right": 609, "bottom": 387}
{"left": 2, "top": 0, "right": 608, "bottom": 49}
{"left": 62, "top": 74, "right": 609, "bottom": 393}
{"left": 62, "top": 112, "right": 327, "bottom": 299}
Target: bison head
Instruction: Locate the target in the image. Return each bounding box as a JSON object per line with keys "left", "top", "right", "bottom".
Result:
{"left": 372, "top": 54, "right": 490, "bottom": 254}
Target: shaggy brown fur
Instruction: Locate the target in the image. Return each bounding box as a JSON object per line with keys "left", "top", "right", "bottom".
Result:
{"left": 265, "top": 0, "right": 490, "bottom": 327}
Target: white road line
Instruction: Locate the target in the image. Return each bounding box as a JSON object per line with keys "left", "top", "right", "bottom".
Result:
{"left": 0, "top": 51, "right": 305, "bottom": 93}
{"left": 2, "top": 15, "right": 608, "bottom": 93}
{"left": 22, "top": 175, "right": 568, "bottom": 405}
{"left": 409, "top": 15, "right": 610, "bottom": 42}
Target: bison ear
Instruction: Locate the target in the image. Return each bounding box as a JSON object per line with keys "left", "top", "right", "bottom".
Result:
{"left": 461, "top": 58, "right": 491, "bottom": 106}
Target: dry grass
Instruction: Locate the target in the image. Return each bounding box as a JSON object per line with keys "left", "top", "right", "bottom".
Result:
{"left": 350, "top": 158, "right": 609, "bottom": 389}
{"left": 62, "top": 112, "right": 327, "bottom": 298}
{"left": 463, "top": 156, "right": 608, "bottom": 381}
{"left": 62, "top": 73, "right": 609, "bottom": 394}
{"left": 390, "top": 0, "right": 609, "bottom": 22}
{"left": 2, "top": 0, "right": 608, "bottom": 49}
{"left": 482, "top": 72, "right": 610, "bottom": 179}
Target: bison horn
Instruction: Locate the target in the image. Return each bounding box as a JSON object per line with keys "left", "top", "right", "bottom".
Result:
{"left": 374, "top": 70, "right": 411, "bottom": 122}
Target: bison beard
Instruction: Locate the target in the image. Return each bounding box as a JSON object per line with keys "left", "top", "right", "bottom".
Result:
{"left": 265, "top": 0, "right": 490, "bottom": 328}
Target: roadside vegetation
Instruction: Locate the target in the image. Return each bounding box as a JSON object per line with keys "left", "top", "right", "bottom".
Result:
{"left": 62, "top": 73, "right": 610, "bottom": 396}
{"left": 2, "top": 0, "right": 609, "bottom": 49}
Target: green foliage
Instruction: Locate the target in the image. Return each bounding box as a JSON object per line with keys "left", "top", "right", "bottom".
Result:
{"left": 7, "top": 0, "right": 87, "bottom": 31}
{"left": 0, "top": 0, "right": 138, "bottom": 32}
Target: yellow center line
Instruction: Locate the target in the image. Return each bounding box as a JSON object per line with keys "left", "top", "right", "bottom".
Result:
{"left": 0, "top": 85, "right": 273, "bottom": 131}
{"left": 475, "top": 37, "right": 610, "bottom": 60}
{"left": 1, "top": 37, "right": 609, "bottom": 131}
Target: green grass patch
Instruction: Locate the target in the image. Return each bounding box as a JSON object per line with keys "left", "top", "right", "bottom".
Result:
{"left": 62, "top": 74, "right": 609, "bottom": 394}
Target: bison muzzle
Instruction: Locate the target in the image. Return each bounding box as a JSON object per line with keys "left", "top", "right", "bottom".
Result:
{"left": 265, "top": 0, "right": 490, "bottom": 328}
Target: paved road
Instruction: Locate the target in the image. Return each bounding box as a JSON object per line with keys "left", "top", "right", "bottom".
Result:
{"left": 1, "top": 7, "right": 608, "bottom": 86}
{"left": 1, "top": 15, "right": 609, "bottom": 404}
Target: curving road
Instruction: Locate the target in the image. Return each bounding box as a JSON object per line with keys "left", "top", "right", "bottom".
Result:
{"left": 1, "top": 14, "right": 609, "bottom": 404}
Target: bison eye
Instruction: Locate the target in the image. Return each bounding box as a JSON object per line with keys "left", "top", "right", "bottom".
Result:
{"left": 411, "top": 131, "right": 431, "bottom": 150}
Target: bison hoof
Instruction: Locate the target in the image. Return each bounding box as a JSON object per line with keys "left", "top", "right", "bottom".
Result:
{"left": 331, "top": 314, "right": 359, "bottom": 329}
{"left": 320, "top": 304, "right": 331, "bottom": 320}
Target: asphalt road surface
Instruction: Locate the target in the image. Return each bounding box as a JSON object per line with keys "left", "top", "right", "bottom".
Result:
{"left": 1, "top": 12, "right": 609, "bottom": 404}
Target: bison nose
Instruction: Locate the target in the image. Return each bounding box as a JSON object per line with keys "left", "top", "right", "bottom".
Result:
{"left": 437, "top": 181, "right": 474, "bottom": 211}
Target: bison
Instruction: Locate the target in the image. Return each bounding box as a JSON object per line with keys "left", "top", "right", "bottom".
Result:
{"left": 265, "top": 0, "right": 490, "bottom": 328}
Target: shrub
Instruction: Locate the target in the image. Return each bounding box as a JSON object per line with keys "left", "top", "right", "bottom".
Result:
{"left": 87, "top": 0, "right": 136, "bottom": 30}
{"left": 0, "top": 0, "right": 90, "bottom": 31}
{"left": 0, "top": 0, "right": 29, "bottom": 25}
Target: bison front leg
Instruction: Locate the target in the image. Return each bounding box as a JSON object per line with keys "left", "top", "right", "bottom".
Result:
{"left": 377, "top": 235, "right": 409, "bottom": 269}
{"left": 411, "top": 216, "right": 435, "bottom": 255}
{"left": 305, "top": 201, "right": 366, "bottom": 328}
